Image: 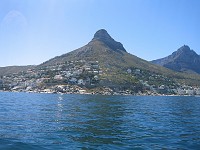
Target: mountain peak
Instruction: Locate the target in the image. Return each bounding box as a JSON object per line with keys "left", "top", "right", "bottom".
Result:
{"left": 92, "top": 29, "right": 126, "bottom": 52}
{"left": 152, "top": 45, "right": 200, "bottom": 74}
{"left": 177, "top": 45, "right": 191, "bottom": 52}
{"left": 93, "top": 29, "right": 111, "bottom": 40}
{"left": 175, "top": 45, "right": 197, "bottom": 56}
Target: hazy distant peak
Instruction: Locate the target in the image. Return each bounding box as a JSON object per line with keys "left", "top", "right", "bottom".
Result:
{"left": 152, "top": 45, "right": 200, "bottom": 74}
{"left": 173, "top": 45, "right": 197, "bottom": 56}
{"left": 92, "top": 29, "right": 126, "bottom": 52}
{"left": 177, "top": 45, "right": 191, "bottom": 52}
{"left": 180, "top": 45, "right": 190, "bottom": 49}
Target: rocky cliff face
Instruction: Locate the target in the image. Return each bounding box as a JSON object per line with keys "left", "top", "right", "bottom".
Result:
{"left": 152, "top": 45, "right": 200, "bottom": 74}
{"left": 92, "top": 29, "right": 126, "bottom": 52}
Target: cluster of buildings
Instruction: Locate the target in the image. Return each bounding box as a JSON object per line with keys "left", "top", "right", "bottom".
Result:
{"left": 0, "top": 60, "right": 102, "bottom": 93}
{"left": 126, "top": 68, "right": 200, "bottom": 96}
{"left": 1, "top": 61, "right": 200, "bottom": 96}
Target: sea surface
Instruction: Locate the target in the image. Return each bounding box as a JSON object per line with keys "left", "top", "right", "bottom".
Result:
{"left": 0, "top": 92, "right": 200, "bottom": 149}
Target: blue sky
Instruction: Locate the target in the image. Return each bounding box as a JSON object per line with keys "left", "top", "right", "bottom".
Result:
{"left": 0, "top": 0, "right": 199, "bottom": 67}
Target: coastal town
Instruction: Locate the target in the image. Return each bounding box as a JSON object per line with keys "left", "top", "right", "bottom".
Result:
{"left": 1, "top": 59, "right": 200, "bottom": 96}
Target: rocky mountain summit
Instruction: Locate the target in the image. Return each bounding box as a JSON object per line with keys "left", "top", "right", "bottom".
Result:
{"left": 92, "top": 29, "right": 126, "bottom": 52}
{"left": 152, "top": 45, "right": 200, "bottom": 74}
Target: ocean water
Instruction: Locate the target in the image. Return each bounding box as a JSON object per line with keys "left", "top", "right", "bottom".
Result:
{"left": 0, "top": 92, "right": 200, "bottom": 149}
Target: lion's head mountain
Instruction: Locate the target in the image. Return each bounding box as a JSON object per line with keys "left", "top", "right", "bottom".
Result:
{"left": 1, "top": 29, "right": 200, "bottom": 95}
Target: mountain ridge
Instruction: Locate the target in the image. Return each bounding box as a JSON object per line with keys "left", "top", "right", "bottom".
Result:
{"left": 152, "top": 45, "right": 200, "bottom": 74}
{"left": 0, "top": 65, "right": 34, "bottom": 76}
